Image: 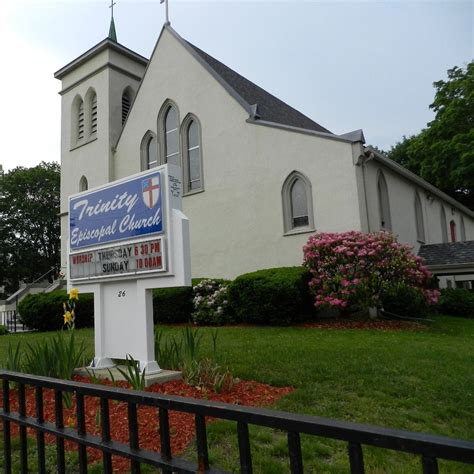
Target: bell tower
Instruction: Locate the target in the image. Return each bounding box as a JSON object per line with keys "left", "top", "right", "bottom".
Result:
{"left": 54, "top": 17, "right": 148, "bottom": 273}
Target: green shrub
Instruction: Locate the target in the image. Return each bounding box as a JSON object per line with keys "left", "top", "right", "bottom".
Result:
{"left": 228, "top": 267, "right": 315, "bottom": 325}
{"left": 381, "top": 284, "right": 430, "bottom": 318}
{"left": 0, "top": 324, "right": 9, "bottom": 335}
{"left": 438, "top": 288, "right": 474, "bottom": 318}
{"left": 18, "top": 290, "right": 94, "bottom": 331}
{"left": 152, "top": 278, "right": 213, "bottom": 324}
{"left": 152, "top": 286, "right": 193, "bottom": 324}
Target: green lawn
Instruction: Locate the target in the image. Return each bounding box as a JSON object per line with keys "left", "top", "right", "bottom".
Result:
{"left": 0, "top": 316, "right": 473, "bottom": 472}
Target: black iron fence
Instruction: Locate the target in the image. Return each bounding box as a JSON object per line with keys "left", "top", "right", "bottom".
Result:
{"left": 0, "top": 370, "right": 473, "bottom": 473}
{"left": 0, "top": 311, "right": 26, "bottom": 333}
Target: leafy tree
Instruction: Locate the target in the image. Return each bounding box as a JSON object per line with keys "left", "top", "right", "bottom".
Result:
{"left": 387, "top": 62, "right": 474, "bottom": 209}
{"left": 0, "top": 162, "right": 60, "bottom": 295}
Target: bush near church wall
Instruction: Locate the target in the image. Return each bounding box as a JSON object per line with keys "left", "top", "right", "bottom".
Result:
{"left": 18, "top": 290, "right": 94, "bottom": 331}
{"left": 228, "top": 267, "right": 315, "bottom": 325}
{"left": 438, "top": 288, "right": 474, "bottom": 318}
{"left": 152, "top": 278, "right": 231, "bottom": 324}
{"left": 18, "top": 279, "right": 223, "bottom": 331}
{"left": 380, "top": 284, "right": 430, "bottom": 318}
{"left": 152, "top": 286, "right": 193, "bottom": 324}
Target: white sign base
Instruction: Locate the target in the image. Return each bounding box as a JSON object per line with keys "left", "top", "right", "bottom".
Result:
{"left": 89, "top": 282, "right": 161, "bottom": 374}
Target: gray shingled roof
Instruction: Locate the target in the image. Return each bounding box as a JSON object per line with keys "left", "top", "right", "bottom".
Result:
{"left": 418, "top": 241, "right": 474, "bottom": 266}
{"left": 186, "top": 41, "right": 332, "bottom": 134}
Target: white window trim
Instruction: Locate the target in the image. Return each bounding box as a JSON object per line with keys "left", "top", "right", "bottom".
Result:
{"left": 181, "top": 114, "right": 204, "bottom": 195}
{"left": 282, "top": 170, "right": 315, "bottom": 235}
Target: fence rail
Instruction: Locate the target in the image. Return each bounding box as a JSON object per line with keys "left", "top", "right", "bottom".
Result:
{"left": 0, "top": 370, "right": 473, "bottom": 473}
{"left": 0, "top": 311, "right": 26, "bottom": 333}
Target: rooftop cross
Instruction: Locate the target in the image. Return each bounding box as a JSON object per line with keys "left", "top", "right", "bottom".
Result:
{"left": 160, "top": 0, "right": 170, "bottom": 25}
{"left": 108, "top": 0, "right": 118, "bottom": 42}
{"left": 109, "top": 0, "right": 116, "bottom": 19}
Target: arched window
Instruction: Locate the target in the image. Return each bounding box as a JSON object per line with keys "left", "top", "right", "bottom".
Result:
{"left": 91, "top": 92, "right": 97, "bottom": 135}
{"left": 414, "top": 192, "right": 425, "bottom": 242}
{"left": 460, "top": 217, "right": 466, "bottom": 241}
{"left": 164, "top": 105, "right": 179, "bottom": 165}
{"left": 158, "top": 100, "right": 180, "bottom": 167}
{"left": 440, "top": 206, "right": 448, "bottom": 243}
{"left": 450, "top": 220, "right": 457, "bottom": 242}
{"left": 140, "top": 131, "right": 158, "bottom": 171}
{"left": 78, "top": 99, "right": 85, "bottom": 140}
{"left": 84, "top": 88, "right": 97, "bottom": 138}
{"left": 182, "top": 115, "right": 203, "bottom": 193}
{"left": 79, "top": 176, "right": 88, "bottom": 192}
{"left": 282, "top": 171, "right": 315, "bottom": 233}
{"left": 122, "top": 88, "right": 132, "bottom": 125}
{"left": 71, "top": 95, "right": 84, "bottom": 145}
{"left": 377, "top": 171, "right": 391, "bottom": 231}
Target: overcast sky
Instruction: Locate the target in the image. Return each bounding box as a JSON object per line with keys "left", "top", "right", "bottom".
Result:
{"left": 0, "top": 0, "right": 472, "bottom": 172}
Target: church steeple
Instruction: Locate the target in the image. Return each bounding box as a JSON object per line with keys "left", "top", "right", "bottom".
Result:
{"left": 108, "top": 0, "right": 117, "bottom": 42}
{"left": 108, "top": 17, "right": 117, "bottom": 42}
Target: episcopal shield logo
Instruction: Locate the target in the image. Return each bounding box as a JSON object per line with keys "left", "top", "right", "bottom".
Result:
{"left": 142, "top": 176, "right": 160, "bottom": 209}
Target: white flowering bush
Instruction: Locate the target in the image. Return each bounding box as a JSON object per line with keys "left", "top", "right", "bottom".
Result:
{"left": 192, "top": 279, "right": 230, "bottom": 326}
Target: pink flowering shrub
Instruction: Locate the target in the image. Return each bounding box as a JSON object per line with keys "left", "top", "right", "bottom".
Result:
{"left": 303, "top": 231, "right": 439, "bottom": 310}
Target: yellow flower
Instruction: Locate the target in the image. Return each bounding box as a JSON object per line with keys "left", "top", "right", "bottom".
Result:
{"left": 69, "top": 288, "right": 79, "bottom": 300}
{"left": 64, "top": 311, "right": 72, "bottom": 324}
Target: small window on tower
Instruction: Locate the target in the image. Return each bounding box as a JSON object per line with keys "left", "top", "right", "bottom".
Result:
{"left": 78, "top": 100, "right": 84, "bottom": 140}
{"left": 91, "top": 93, "right": 98, "bottom": 135}
{"left": 122, "top": 90, "right": 131, "bottom": 125}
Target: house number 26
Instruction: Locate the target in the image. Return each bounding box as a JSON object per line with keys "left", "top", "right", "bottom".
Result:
{"left": 118, "top": 290, "right": 126, "bottom": 297}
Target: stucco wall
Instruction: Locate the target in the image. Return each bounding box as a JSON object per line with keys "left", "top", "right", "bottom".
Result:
{"left": 363, "top": 159, "right": 474, "bottom": 253}
{"left": 114, "top": 29, "right": 361, "bottom": 279}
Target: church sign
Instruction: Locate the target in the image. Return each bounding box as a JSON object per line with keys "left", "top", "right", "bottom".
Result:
{"left": 69, "top": 172, "right": 164, "bottom": 250}
{"left": 67, "top": 165, "right": 191, "bottom": 374}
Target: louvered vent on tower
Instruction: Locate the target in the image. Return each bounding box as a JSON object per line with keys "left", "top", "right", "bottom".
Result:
{"left": 91, "top": 93, "right": 98, "bottom": 134}
{"left": 78, "top": 100, "right": 84, "bottom": 139}
{"left": 122, "top": 91, "right": 131, "bottom": 125}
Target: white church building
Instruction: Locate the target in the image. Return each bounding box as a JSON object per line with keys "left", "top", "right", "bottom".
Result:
{"left": 55, "top": 23, "right": 474, "bottom": 282}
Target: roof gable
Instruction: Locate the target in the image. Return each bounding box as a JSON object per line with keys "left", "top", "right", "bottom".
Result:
{"left": 184, "top": 40, "right": 332, "bottom": 134}
{"left": 116, "top": 25, "right": 334, "bottom": 148}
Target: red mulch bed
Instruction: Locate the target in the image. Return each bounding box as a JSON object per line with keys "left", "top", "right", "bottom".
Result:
{"left": 0, "top": 376, "right": 293, "bottom": 472}
{"left": 299, "top": 320, "right": 426, "bottom": 331}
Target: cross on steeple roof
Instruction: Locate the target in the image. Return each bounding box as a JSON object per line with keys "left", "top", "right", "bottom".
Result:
{"left": 108, "top": 0, "right": 117, "bottom": 42}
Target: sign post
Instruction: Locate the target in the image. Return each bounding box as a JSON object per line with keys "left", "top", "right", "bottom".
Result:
{"left": 68, "top": 165, "right": 191, "bottom": 373}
